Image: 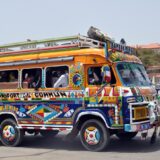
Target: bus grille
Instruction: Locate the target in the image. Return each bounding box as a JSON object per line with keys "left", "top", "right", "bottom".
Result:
{"left": 130, "top": 103, "right": 150, "bottom": 124}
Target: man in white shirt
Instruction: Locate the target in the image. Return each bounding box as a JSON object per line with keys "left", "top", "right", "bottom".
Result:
{"left": 53, "top": 70, "right": 69, "bottom": 88}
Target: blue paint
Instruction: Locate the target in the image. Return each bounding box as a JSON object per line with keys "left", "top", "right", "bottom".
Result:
{"left": 44, "top": 111, "right": 59, "bottom": 122}
{"left": 19, "top": 107, "right": 26, "bottom": 113}
{"left": 30, "top": 104, "right": 44, "bottom": 113}
{"left": 124, "top": 124, "right": 131, "bottom": 132}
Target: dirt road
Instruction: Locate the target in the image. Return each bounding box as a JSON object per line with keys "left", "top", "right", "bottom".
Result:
{"left": 0, "top": 131, "right": 160, "bottom": 160}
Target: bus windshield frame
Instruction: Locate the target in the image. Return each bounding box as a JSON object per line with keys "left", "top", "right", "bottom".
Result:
{"left": 116, "top": 62, "right": 151, "bottom": 87}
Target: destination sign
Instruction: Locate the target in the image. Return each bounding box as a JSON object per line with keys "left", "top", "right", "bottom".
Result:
{"left": 110, "top": 41, "right": 135, "bottom": 54}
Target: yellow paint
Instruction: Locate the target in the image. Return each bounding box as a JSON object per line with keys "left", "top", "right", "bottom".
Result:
{"left": 134, "top": 107, "right": 148, "bottom": 120}
{"left": 0, "top": 106, "right": 3, "bottom": 111}
{"left": 89, "top": 97, "right": 97, "bottom": 103}
{"left": 87, "top": 126, "right": 96, "bottom": 131}
{"left": 103, "top": 97, "right": 117, "bottom": 103}
{"left": 66, "top": 121, "right": 72, "bottom": 125}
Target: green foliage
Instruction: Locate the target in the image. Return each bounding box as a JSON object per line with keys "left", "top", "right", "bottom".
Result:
{"left": 137, "top": 49, "right": 160, "bottom": 67}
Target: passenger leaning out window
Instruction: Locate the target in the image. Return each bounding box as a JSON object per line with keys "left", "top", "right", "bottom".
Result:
{"left": 53, "top": 70, "right": 69, "bottom": 88}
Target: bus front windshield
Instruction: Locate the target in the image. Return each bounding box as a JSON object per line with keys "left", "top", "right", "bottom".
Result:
{"left": 117, "top": 62, "right": 151, "bottom": 87}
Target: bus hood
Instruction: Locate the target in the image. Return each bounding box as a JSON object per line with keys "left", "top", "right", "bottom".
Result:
{"left": 121, "top": 86, "right": 157, "bottom": 98}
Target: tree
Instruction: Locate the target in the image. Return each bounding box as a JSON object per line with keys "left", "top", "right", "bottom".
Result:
{"left": 137, "top": 48, "right": 160, "bottom": 68}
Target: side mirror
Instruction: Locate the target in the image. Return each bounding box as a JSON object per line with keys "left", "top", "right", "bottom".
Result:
{"left": 101, "top": 65, "right": 111, "bottom": 83}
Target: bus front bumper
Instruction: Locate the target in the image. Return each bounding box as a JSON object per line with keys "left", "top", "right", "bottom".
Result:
{"left": 124, "top": 122, "right": 151, "bottom": 132}
{"left": 124, "top": 116, "right": 160, "bottom": 132}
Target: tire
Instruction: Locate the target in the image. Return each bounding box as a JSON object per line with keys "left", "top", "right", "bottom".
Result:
{"left": 40, "top": 130, "right": 59, "bottom": 138}
{"left": 0, "top": 119, "right": 24, "bottom": 147}
{"left": 80, "top": 119, "right": 110, "bottom": 152}
{"left": 116, "top": 132, "right": 138, "bottom": 141}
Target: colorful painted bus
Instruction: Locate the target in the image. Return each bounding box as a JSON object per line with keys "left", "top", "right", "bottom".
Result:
{"left": 0, "top": 33, "right": 159, "bottom": 151}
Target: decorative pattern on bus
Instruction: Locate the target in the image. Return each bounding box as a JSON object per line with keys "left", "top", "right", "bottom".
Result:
{"left": 0, "top": 86, "right": 156, "bottom": 130}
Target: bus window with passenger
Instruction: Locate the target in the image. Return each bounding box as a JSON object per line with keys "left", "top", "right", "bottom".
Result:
{"left": 0, "top": 70, "right": 18, "bottom": 89}
{"left": 45, "top": 66, "right": 69, "bottom": 88}
{"left": 22, "top": 68, "right": 42, "bottom": 89}
{"left": 88, "top": 67, "right": 102, "bottom": 85}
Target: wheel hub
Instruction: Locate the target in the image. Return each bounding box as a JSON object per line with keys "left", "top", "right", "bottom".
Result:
{"left": 3, "top": 125, "right": 16, "bottom": 141}
{"left": 84, "top": 126, "right": 100, "bottom": 145}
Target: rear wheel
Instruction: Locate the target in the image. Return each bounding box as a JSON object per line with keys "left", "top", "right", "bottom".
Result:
{"left": 0, "top": 119, "right": 24, "bottom": 147}
{"left": 116, "top": 132, "right": 138, "bottom": 141}
{"left": 80, "top": 119, "right": 110, "bottom": 152}
{"left": 40, "top": 130, "right": 59, "bottom": 138}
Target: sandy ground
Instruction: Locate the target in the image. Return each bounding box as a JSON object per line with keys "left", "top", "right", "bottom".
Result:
{"left": 0, "top": 130, "right": 160, "bottom": 160}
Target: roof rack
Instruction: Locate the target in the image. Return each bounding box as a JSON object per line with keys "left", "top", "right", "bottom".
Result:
{"left": 0, "top": 34, "right": 136, "bottom": 58}
{"left": 0, "top": 35, "right": 105, "bottom": 56}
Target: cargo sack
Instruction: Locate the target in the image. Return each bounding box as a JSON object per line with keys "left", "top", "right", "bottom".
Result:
{"left": 87, "top": 26, "right": 112, "bottom": 42}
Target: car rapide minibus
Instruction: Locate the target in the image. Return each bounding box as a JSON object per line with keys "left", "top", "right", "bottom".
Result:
{"left": 0, "top": 32, "right": 159, "bottom": 151}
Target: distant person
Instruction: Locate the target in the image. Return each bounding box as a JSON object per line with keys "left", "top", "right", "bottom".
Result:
{"left": 88, "top": 68, "right": 100, "bottom": 85}
{"left": 23, "top": 73, "right": 34, "bottom": 88}
{"left": 0, "top": 72, "right": 7, "bottom": 82}
{"left": 32, "top": 70, "right": 41, "bottom": 89}
{"left": 51, "top": 71, "right": 59, "bottom": 87}
{"left": 9, "top": 72, "right": 17, "bottom": 82}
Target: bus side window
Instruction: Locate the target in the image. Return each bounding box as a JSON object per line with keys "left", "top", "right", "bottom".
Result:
{"left": 88, "top": 67, "right": 102, "bottom": 85}
{"left": 0, "top": 70, "right": 18, "bottom": 89}
{"left": 45, "top": 66, "right": 69, "bottom": 88}
{"left": 88, "top": 66, "right": 116, "bottom": 85}
{"left": 22, "top": 68, "right": 42, "bottom": 89}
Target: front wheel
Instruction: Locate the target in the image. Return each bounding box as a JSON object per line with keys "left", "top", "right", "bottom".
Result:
{"left": 116, "top": 132, "right": 138, "bottom": 141}
{"left": 0, "top": 119, "right": 24, "bottom": 147}
{"left": 80, "top": 119, "right": 110, "bottom": 152}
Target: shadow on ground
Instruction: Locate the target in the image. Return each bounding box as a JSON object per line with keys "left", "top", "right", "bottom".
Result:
{"left": 1, "top": 133, "right": 159, "bottom": 153}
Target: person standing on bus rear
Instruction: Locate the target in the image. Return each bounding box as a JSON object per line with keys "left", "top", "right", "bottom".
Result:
{"left": 53, "top": 70, "right": 68, "bottom": 88}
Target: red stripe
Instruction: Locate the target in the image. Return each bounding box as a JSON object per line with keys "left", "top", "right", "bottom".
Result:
{"left": 20, "top": 126, "right": 68, "bottom": 131}
{"left": 59, "top": 128, "right": 66, "bottom": 131}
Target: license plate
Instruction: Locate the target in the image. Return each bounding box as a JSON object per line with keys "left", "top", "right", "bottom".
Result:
{"left": 139, "top": 123, "right": 150, "bottom": 130}
{"left": 134, "top": 107, "right": 147, "bottom": 120}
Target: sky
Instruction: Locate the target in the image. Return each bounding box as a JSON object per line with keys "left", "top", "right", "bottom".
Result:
{"left": 0, "top": 0, "right": 160, "bottom": 45}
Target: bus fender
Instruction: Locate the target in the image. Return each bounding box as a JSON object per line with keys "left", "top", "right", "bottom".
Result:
{"left": 74, "top": 109, "right": 110, "bottom": 129}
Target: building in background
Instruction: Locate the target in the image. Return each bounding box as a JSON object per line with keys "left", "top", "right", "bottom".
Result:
{"left": 136, "top": 43, "right": 160, "bottom": 54}
{"left": 135, "top": 43, "right": 160, "bottom": 84}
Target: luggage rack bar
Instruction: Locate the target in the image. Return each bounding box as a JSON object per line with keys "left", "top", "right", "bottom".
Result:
{"left": 0, "top": 33, "right": 136, "bottom": 58}
{"left": 0, "top": 35, "right": 105, "bottom": 56}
